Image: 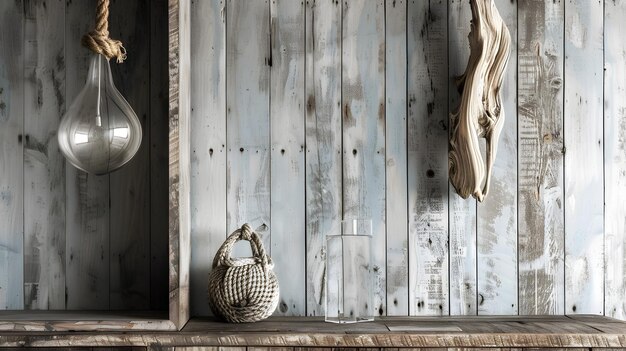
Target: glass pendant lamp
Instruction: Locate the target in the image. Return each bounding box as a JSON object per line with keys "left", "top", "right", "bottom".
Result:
{"left": 58, "top": 53, "right": 142, "bottom": 175}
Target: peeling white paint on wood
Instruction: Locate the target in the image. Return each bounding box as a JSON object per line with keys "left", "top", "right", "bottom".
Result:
{"left": 385, "top": 0, "right": 409, "bottom": 316}
{"left": 226, "top": 0, "right": 271, "bottom": 257}
{"left": 448, "top": 0, "right": 477, "bottom": 316}
{"left": 604, "top": 0, "right": 626, "bottom": 321}
{"left": 270, "top": 0, "right": 306, "bottom": 317}
{"left": 304, "top": 0, "right": 342, "bottom": 317}
{"left": 476, "top": 0, "right": 518, "bottom": 315}
{"left": 342, "top": 0, "right": 387, "bottom": 317}
{"left": 407, "top": 0, "right": 449, "bottom": 316}
{"left": 518, "top": 0, "right": 565, "bottom": 315}
{"left": 564, "top": 0, "right": 604, "bottom": 316}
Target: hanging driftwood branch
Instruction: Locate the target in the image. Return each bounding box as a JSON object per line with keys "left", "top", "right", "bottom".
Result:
{"left": 449, "top": 0, "right": 511, "bottom": 202}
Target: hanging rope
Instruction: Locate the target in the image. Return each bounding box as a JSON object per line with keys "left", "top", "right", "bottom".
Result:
{"left": 81, "top": 0, "right": 127, "bottom": 63}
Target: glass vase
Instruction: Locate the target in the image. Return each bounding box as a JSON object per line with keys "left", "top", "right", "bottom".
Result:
{"left": 325, "top": 219, "right": 374, "bottom": 323}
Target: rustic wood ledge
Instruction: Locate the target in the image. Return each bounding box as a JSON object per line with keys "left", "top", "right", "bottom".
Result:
{"left": 0, "top": 315, "right": 624, "bottom": 348}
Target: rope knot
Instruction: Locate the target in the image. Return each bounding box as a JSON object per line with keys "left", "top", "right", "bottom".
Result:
{"left": 82, "top": 0, "right": 127, "bottom": 63}
{"left": 240, "top": 223, "right": 253, "bottom": 241}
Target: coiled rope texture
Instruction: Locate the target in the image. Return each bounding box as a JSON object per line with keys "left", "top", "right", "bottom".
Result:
{"left": 81, "top": 0, "right": 127, "bottom": 63}
{"left": 208, "top": 224, "right": 279, "bottom": 323}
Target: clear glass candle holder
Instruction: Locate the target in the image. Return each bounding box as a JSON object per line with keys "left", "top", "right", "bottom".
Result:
{"left": 325, "top": 219, "right": 374, "bottom": 323}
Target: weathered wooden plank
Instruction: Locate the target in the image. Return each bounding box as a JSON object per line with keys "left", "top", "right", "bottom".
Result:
{"left": 23, "top": 0, "right": 66, "bottom": 310}
{"left": 407, "top": 0, "right": 449, "bottom": 316}
{"left": 150, "top": 0, "right": 170, "bottom": 311}
{"left": 226, "top": 0, "right": 271, "bottom": 255}
{"left": 169, "top": 0, "right": 192, "bottom": 329}
{"left": 385, "top": 0, "right": 409, "bottom": 317}
{"left": 517, "top": 0, "right": 565, "bottom": 315}
{"left": 564, "top": 0, "right": 604, "bottom": 315}
{"left": 190, "top": 0, "right": 226, "bottom": 317}
{"left": 604, "top": 0, "right": 626, "bottom": 321}
{"left": 270, "top": 0, "right": 306, "bottom": 316}
{"left": 342, "top": 0, "right": 386, "bottom": 317}
{"left": 109, "top": 0, "right": 151, "bottom": 310}
{"left": 476, "top": 0, "right": 518, "bottom": 315}
{"left": 64, "top": 0, "right": 110, "bottom": 310}
{"left": 304, "top": 0, "right": 342, "bottom": 317}
{"left": 448, "top": 0, "right": 476, "bottom": 316}
{"left": 0, "top": 0, "right": 24, "bottom": 310}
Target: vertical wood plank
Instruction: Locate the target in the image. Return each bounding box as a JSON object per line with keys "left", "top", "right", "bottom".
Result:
{"left": 190, "top": 0, "right": 226, "bottom": 316}
{"left": 342, "top": 0, "right": 386, "bottom": 316}
{"left": 448, "top": 0, "right": 477, "bottom": 316}
{"left": 169, "top": 0, "right": 192, "bottom": 329}
{"left": 0, "top": 0, "right": 24, "bottom": 310}
{"left": 518, "top": 0, "right": 565, "bottom": 315}
{"left": 23, "top": 0, "right": 66, "bottom": 310}
{"left": 270, "top": 0, "right": 306, "bottom": 316}
{"left": 150, "top": 0, "right": 170, "bottom": 311}
{"left": 604, "top": 0, "right": 626, "bottom": 320}
{"left": 385, "top": 0, "right": 409, "bottom": 317}
{"left": 226, "top": 0, "right": 271, "bottom": 251}
{"left": 304, "top": 0, "right": 342, "bottom": 316}
{"left": 65, "top": 0, "right": 110, "bottom": 310}
{"left": 564, "top": 0, "right": 604, "bottom": 315}
{"left": 476, "top": 0, "right": 518, "bottom": 315}
{"left": 109, "top": 0, "right": 151, "bottom": 310}
{"left": 407, "top": 0, "right": 450, "bottom": 316}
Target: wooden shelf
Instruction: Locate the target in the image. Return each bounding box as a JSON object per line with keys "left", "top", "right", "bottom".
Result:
{"left": 0, "top": 315, "right": 624, "bottom": 348}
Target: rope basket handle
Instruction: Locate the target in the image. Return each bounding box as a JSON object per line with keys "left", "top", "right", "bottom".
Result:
{"left": 212, "top": 223, "right": 272, "bottom": 269}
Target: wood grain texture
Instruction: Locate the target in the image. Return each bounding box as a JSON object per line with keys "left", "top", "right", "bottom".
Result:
{"left": 476, "top": 0, "right": 517, "bottom": 315}
{"left": 385, "top": 0, "right": 409, "bottom": 317}
{"left": 342, "top": 0, "right": 387, "bottom": 317}
{"left": 226, "top": 0, "right": 271, "bottom": 254}
{"left": 150, "top": 0, "right": 171, "bottom": 312}
{"left": 0, "top": 0, "right": 24, "bottom": 310}
{"left": 407, "top": 0, "right": 449, "bottom": 316}
{"left": 109, "top": 0, "right": 151, "bottom": 310}
{"left": 64, "top": 0, "right": 110, "bottom": 310}
{"left": 304, "top": 0, "right": 343, "bottom": 317}
{"left": 190, "top": 0, "right": 226, "bottom": 317}
{"left": 518, "top": 0, "right": 565, "bottom": 315}
{"left": 448, "top": 0, "right": 477, "bottom": 316}
{"left": 604, "top": 0, "right": 626, "bottom": 321}
{"left": 23, "top": 0, "right": 66, "bottom": 310}
{"left": 270, "top": 0, "right": 306, "bottom": 316}
{"left": 564, "top": 0, "right": 604, "bottom": 315}
{"left": 0, "top": 316, "right": 625, "bottom": 348}
{"left": 169, "top": 0, "right": 192, "bottom": 329}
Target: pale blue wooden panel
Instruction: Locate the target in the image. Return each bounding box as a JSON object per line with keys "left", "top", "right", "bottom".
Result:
{"left": 385, "top": 0, "right": 409, "bottom": 317}
{"left": 564, "top": 0, "right": 604, "bottom": 315}
{"left": 304, "top": 0, "right": 342, "bottom": 317}
{"left": 190, "top": 0, "right": 226, "bottom": 317}
{"left": 477, "top": 0, "right": 518, "bottom": 315}
{"left": 407, "top": 0, "right": 449, "bottom": 316}
{"left": 270, "top": 0, "right": 306, "bottom": 316}
{"left": 342, "top": 0, "right": 387, "bottom": 316}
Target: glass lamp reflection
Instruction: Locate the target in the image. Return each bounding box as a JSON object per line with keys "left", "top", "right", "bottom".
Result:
{"left": 58, "top": 53, "right": 142, "bottom": 175}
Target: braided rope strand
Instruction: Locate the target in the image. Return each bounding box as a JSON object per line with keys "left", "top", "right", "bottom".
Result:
{"left": 208, "top": 224, "right": 279, "bottom": 323}
{"left": 81, "top": 0, "right": 127, "bottom": 63}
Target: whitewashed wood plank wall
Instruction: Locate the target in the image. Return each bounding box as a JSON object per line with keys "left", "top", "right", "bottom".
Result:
{"left": 0, "top": 0, "right": 169, "bottom": 310}
{"left": 190, "top": 0, "right": 626, "bottom": 318}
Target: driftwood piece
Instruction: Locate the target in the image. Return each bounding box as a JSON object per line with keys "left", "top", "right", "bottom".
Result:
{"left": 449, "top": 0, "right": 511, "bottom": 201}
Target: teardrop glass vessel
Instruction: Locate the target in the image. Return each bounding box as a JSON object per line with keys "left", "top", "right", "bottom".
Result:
{"left": 58, "top": 53, "right": 142, "bottom": 175}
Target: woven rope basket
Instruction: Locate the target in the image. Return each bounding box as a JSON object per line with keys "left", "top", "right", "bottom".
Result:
{"left": 208, "top": 223, "right": 279, "bottom": 323}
